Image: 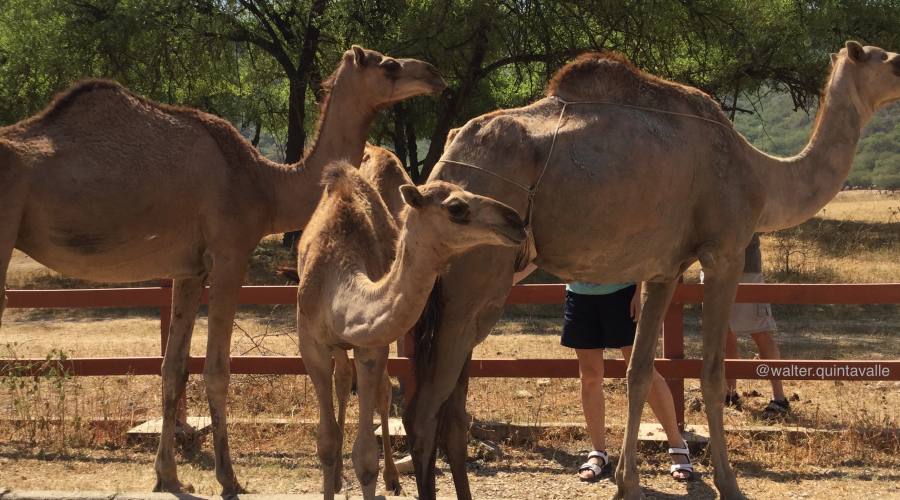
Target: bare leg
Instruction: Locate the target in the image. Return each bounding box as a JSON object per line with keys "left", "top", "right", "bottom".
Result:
{"left": 725, "top": 330, "right": 740, "bottom": 396}
{"left": 441, "top": 357, "right": 472, "bottom": 500}
{"left": 751, "top": 331, "right": 786, "bottom": 400}
{"left": 333, "top": 350, "right": 353, "bottom": 493}
{"left": 300, "top": 335, "right": 341, "bottom": 500}
{"left": 698, "top": 261, "right": 746, "bottom": 499}
{"left": 352, "top": 346, "right": 389, "bottom": 500}
{"left": 575, "top": 348, "right": 607, "bottom": 452}
{"left": 204, "top": 258, "right": 248, "bottom": 495}
{"left": 153, "top": 277, "right": 204, "bottom": 492}
{"left": 377, "top": 369, "right": 402, "bottom": 495}
{"left": 614, "top": 280, "right": 677, "bottom": 500}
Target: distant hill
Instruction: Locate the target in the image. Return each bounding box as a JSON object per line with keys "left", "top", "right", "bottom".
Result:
{"left": 734, "top": 93, "right": 900, "bottom": 189}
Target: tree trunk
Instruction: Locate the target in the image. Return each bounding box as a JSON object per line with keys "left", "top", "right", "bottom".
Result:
{"left": 420, "top": 19, "right": 492, "bottom": 181}
{"left": 392, "top": 103, "right": 409, "bottom": 169}
{"left": 405, "top": 115, "right": 419, "bottom": 183}
{"left": 284, "top": 76, "right": 306, "bottom": 164}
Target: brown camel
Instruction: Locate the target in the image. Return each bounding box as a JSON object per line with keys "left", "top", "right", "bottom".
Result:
{"left": 294, "top": 160, "right": 524, "bottom": 500}
{"left": 277, "top": 144, "right": 414, "bottom": 496}
{"left": 403, "top": 41, "right": 900, "bottom": 500}
{"left": 0, "top": 46, "right": 445, "bottom": 494}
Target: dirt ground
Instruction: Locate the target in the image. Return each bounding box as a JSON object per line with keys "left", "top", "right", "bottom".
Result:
{"left": 1, "top": 191, "right": 899, "bottom": 498}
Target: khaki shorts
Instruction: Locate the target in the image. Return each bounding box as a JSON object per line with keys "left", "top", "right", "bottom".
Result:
{"left": 700, "top": 272, "right": 777, "bottom": 335}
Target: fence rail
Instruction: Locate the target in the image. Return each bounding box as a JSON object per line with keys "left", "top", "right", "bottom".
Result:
{"left": 2, "top": 283, "right": 898, "bottom": 427}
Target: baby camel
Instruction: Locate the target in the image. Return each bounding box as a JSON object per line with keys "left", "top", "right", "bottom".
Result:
{"left": 294, "top": 162, "right": 525, "bottom": 499}
{"left": 279, "top": 145, "right": 417, "bottom": 495}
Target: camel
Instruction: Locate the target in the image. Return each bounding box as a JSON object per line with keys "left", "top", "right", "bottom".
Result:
{"left": 277, "top": 144, "right": 412, "bottom": 495}
{"left": 293, "top": 159, "right": 525, "bottom": 500}
{"left": 0, "top": 46, "right": 445, "bottom": 494}
{"left": 402, "top": 41, "right": 900, "bottom": 500}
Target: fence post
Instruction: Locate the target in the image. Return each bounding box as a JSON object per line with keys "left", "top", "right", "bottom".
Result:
{"left": 663, "top": 291, "right": 686, "bottom": 431}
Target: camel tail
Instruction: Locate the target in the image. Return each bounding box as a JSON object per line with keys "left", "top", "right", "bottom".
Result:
{"left": 277, "top": 267, "right": 300, "bottom": 283}
{"left": 321, "top": 161, "right": 358, "bottom": 197}
{"left": 411, "top": 276, "right": 443, "bottom": 379}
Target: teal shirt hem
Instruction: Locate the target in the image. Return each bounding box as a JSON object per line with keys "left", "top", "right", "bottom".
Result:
{"left": 565, "top": 282, "right": 634, "bottom": 295}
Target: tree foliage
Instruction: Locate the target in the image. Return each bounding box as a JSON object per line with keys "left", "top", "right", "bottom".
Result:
{"left": 1, "top": 0, "right": 899, "bottom": 185}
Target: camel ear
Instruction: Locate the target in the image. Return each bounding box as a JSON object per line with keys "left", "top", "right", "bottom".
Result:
{"left": 444, "top": 127, "right": 461, "bottom": 149}
{"left": 830, "top": 52, "right": 838, "bottom": 64}
{"left": 352, "top": 45, "right": 367, "bottom": 67}
{"left": 399, "top": 184, "right": 425, "bottom": 208}
{"left": 846, "top": 41, "right": 868, "bottom": 63}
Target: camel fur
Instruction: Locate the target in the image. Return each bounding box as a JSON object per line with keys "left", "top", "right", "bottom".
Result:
{"left": 294, "top": 159, "right": 524, "bottom": 500}
{"left": 0, "top": 46, "right": 445, "bottom": 494}
{"left": 403, "top": 42, "right": 900, "bottom": 500}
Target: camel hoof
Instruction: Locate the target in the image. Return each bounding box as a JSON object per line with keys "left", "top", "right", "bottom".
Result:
{"left": 385, "top": 477, "right": 402, "bottom": 495}
{"left": 611, "top": 489, "right": 644, "bottom": 500}
{"left": 221, "top": 483, "right": 248, "bottom": 497}
{"left": 152, "top": 480, "right": 195, "bottom": 493}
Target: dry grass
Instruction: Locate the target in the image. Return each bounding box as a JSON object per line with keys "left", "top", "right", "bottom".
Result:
{"left": 1, "top": 191, "right": 898, "bottom": 496}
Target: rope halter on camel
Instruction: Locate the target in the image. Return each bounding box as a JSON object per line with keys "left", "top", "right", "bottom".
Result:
{"left": 437, "top": 95, "right": 737, "bottom": 271}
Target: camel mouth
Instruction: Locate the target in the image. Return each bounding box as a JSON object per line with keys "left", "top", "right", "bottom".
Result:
{"left": 499, "top": 226, "right": 528, "bottom": 246}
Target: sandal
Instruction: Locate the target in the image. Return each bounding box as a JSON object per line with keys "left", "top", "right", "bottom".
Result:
{"left": 668, "top": 441, "right": 694, "bottom": 482}
{"left": 762, "top": 398, "right": 790, "bottom": 420}
{"left": 724, "top": 392, "right": 742, "bottom": 411}
{"left": 578, "top": 450, "right": 611, "bottom": 482}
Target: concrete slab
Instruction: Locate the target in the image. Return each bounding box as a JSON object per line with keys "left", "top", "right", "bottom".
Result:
{"left": 126, "top": 417, "right": 211, "bottom": 437}
{"left": 374, "top": 417, "right": 406, "bottom": 438}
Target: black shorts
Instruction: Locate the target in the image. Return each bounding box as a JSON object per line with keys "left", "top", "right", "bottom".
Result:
{"left": 561, "top": 285, "right": 637, "bottom": 349}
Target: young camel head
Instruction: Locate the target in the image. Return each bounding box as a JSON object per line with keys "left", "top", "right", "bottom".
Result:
{"left": 340, "top": 45, "right": 447, "bottom": 108}
{"left": 834, "top": 41, "right": 900, "bottom": 111}
{"left": 398, "top": 181, "right": 527, "bottom": 254}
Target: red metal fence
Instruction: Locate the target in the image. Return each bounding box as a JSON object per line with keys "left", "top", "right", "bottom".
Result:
{"left": 2, "top": 283, "right": 898, "bottom": 427}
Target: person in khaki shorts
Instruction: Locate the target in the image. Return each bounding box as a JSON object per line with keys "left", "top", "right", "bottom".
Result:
{"left": 723, "top": 234, "right": 790, "bottom": 418}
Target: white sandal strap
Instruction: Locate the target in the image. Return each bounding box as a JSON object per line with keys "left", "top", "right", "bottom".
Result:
{"left": 579, "top": 462, "right": 604, "bottom": 476}
{"left": 670, "top": 463, "right": 694, "bottom": 473}
{"left": 668, "top": 441, "right": 690, "bottom": 457}
{"left": 586, "top": 450, "right": 609, "bottom": 465}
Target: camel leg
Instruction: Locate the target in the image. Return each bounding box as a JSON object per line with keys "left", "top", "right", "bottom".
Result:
{"left": 352, "top": 346, "right": 389, "bottom": 500}
{"left": 698, "top": 260, "right": 746, "bottom": 499}
{"left": 614, "top": 280, "right": 677, "bottom": 500}
{"left": 0, "top": 183, "right": 25, "bottom": 330}
{"left": 333, "top": 350, "right": 353, "bottom": 493}
{"left": 204, "top": 258, "right": 248, "bottom": 495}
{"left": 300, "top": 335, "right": 341, "bottom": 500}
{"left": 441, "top": 357, "right": 473, "bottom": 500}
{"left": 153, "top": 277, "right": 204, "bottom": 493}
{"left": 377, "top": 369, "right": 402, "bottom": 495}
{"left": 404, "top": 340, "right": 473, "bottom": 500}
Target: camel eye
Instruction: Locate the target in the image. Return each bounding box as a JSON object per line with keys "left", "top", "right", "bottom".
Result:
{"left": 446, "top": 200, "right": 469, "bottom": 220}
{"left": 380, "top": 58, "right": 401, "bottom": 73}
{"left": 882, "top": 52, "right": 889, "bottom": 61}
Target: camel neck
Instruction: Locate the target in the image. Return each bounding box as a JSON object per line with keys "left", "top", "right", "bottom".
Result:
{"left": 266, "top": 68, "right": 375, "bottom": 235}
{"left": 755, "top": 62, "right": 868, "bottom": 231}
{"left": 341, "top": 218, "right": 443, "bottom": 347}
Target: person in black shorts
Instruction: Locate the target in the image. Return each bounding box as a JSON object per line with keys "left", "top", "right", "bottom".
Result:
{"left": 562, "top": 281, "right": 692, "bottom": 482}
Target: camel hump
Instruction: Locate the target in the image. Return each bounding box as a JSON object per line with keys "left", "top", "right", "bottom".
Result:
{"left": 321, "top": 161, "right": 361, "bottom": 197}
{"left": 41, "top": 79, "right": 129, "bottom": 122}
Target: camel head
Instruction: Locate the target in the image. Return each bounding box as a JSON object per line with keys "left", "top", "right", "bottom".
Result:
{"left": 398, "top": 181, "right": 527, "bottom": 253}
{"left": 834, "top": 41, "right": 900, "bottom": 110}
{"left": 342, "top": 45, "right": 447, "bottom": 108}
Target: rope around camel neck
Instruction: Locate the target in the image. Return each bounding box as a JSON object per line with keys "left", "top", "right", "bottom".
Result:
{"left": 438, "top": 95, "right": 736, "bottom": 227}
